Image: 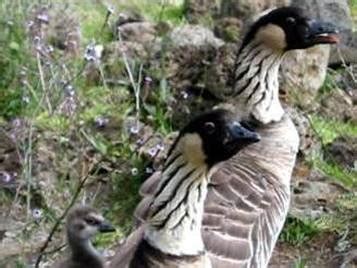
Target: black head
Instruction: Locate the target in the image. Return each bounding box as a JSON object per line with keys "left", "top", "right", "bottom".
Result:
{"left": 177, "top": 109, "right": 260, "bottom": 167}
{"left": 242, "top": 7, "right": 339, "bottom": 51}
{"left": 66, "top": 205, "right": 115, "bottom": 240}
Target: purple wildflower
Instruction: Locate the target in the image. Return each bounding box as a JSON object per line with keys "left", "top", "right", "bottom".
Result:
{"left": 32, "top": 208, "right": 42, "bottom": 220}
{"left": 131, "top": 168, "right": 138, "bottom": 176}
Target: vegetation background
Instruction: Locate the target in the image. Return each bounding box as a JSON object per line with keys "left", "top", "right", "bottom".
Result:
{"left": 0, "top": 0, "right": 356, "bottom": 267}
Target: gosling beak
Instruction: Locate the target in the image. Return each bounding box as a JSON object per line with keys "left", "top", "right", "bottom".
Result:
{"left": 307, "top": 20, "right": 340, "bottom": 44}
{"left": 228, "top": 121, "right": 261, "bottom": 144}
{"left": 98, "top": 221, "right": 115, "bottom": 233}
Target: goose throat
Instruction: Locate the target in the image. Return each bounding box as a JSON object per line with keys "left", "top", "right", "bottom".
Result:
{"left": 229, "top": 42, "right": 285, "bottom": 124}
{"left": 144, "top": 151, "right": 209, "bottom": 256}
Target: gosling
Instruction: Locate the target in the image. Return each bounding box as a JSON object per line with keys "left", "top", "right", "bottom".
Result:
{"left": 55, "top": 205, "right": 115, "bottom": 268}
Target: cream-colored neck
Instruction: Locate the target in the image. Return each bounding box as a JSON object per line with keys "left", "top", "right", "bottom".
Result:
{"left": 144, "top": 149, "right": 210, "bottom": 256}
{"left": 227, "top": 42, "right": 285, "bottom": 124}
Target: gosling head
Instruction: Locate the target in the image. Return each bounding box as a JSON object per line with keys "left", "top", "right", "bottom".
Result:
{"left": 175, "top": 109, "right": 260, "bottom": 167}
{"left": 242, "top": 7, "right": 339, "bottom": 51}
{"left": 66, "top": 205, "right": 115, "bottom": 241}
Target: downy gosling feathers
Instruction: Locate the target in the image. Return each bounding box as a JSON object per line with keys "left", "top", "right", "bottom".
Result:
{"left": 55, "top": 205, "right": 115, "bottom": 268}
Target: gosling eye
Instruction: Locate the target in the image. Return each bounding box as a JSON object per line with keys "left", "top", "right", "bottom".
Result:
{"left": 85, "top": 217, "right": 98, "bottom": 226}
{"left": 286, "top": 17, "right": 296, "bottom": 25}
{"left": 204, "top": 122, "right": 216, "bottom": 134}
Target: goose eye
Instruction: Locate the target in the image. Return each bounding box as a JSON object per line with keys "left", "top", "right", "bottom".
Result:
{"left": 286, "top": 17, "right": 296, "bottom": 25}
{"left": 204, "top": 122, "right": 216, "bottom": 134}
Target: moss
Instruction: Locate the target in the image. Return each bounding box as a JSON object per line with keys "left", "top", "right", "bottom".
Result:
{"left": 310, "top": 115, "right": 357, "bottom": 145}
{"left": 35, "top": 113, "right": 71, "bottom": 133}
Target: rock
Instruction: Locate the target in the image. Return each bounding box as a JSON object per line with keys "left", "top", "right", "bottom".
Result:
{"left": 324, "top": 136, "right": 357, "bottom": 171}
{"left": 169, "top": 25, "right": 224, "bottom": 48}
{"left": 291, "top": 0, "right": 357, "bottom": 65}
{"left": 340, "top": 249, "right": 357, "bottom": 268}
{"left": 335, "top": 64, "right": 357, "bottom": 103}
{"left": 292, "top": 0, "right": 352, "bottom": 31}
{"left": 280, "top": 45, "right": 331, "bottom": 108}
{"left": 183, "top": 0, "right": 219, "bottom": 24}
{"left": 204, "top": 43, "right": 239, "bottom": 98}
{"left": 0, "top": 124, "right": 23, "bottom": 190}
{"left": 159, "top": 26, "right": 235, "bottom": 127}
{"left": 117, "top": 22, "right": 158, "bottom": 44}
{"left": 163, "top": 25, "right": 224, "bottom": 91}
{"left": 114, "top": 10, "right": 144, "bottom": 27}
{"left": 285, "top": 106, "right": 320, "bottom": 156}
{"left": 291, "top": 169, "right": 348, "bottom": 219}
{"left": 220, "top": 0, "right": 290, "bottom": 20}
{"left": 28, "top": 4, "right": 81, "bottom": 57}
{"left": 85, "top": 41, "right": 148, "bottom": 86}
{"left": 329, "top": 31, "right": 357, "bottom": 66}
{"left": 214, "top": 17, "right": 243, "bottom": 43}
{"left": 319, "top": 89, "right": 357, "bottom": 123}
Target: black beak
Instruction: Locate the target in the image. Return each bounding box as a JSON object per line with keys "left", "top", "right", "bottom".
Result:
{"left": 307, "top": 20, "right": 340, "bottom": 44}
{"left": 98, "top": 221, "right": 115, "bottom": 233}
{"left": 228, "top": 122, "right": 260, "bottom": 144}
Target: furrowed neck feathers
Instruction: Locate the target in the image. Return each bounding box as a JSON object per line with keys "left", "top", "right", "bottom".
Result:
{"left": 227, "top": 41, "right": 285, "bottom": 124}
{"left": 144, "top": 142, "right": 212, "bottom": 257}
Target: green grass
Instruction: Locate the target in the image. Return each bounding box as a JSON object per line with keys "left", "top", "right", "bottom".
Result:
{"left": 309, "top": 115, "right": 357, "bottom": 188}
{"left": 312, "top": 156, "right": 357, "bottom": 188}
{"left": 280, "top": 217, "right": 320, "bottom": 246}
{"left": 0, "top": 1, "right": 33, "bottom": 118}
{"left": 351, "top": 0, "right": 357, "bottom": 29}
{"left": 293, "top": 258, "right": 307, "bottom": 268}
{"left": 117, "top": 0, "right": 185, "bottom": 25}
{"left": 318, "top": 70, "right": 341, "bottom": 96}
{"left": 72, "top": 1, "right": 114, "bottom": 43}
{"left": 310, "top": 115, "right": 357, "bottom": 145}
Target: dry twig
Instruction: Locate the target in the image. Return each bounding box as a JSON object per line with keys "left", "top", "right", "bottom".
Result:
{"left": 34, "top": 161, "right": 97, "bottom": 268}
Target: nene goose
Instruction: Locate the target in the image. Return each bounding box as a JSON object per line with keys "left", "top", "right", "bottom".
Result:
{"left": 110, "top": 109, "right": 260, "bottom": 267}
{"left": 129, "top": 7, "right": 339, "bottom": 268}
{"left": 55, "top": 205, "right": 115, "bottom": 268}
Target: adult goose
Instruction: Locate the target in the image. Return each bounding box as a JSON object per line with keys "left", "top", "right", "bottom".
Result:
{"left": 110, "top": 109, "right": 260, "bottom": 267}
{"left": 133, "top": 7, "right": 339, "bottom": 268}
{"left": 54, "top": 205, "right": 115, "bottom": 268}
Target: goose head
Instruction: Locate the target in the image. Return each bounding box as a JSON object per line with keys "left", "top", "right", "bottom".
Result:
{"left": 242, "top": 7, "right": 339, "bottom": 52}
{"left": 175, "top": 109, "right": 261, "bottom": 167}
{"left": 66, "top": 206, "right": 115, "bottom": 241}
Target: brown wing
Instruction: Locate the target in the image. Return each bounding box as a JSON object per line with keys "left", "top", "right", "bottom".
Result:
{"left": 133, "top": 157, "right": 289, "bottom": 267}
{"left": 202, "top": 116, "right": 298, "bottom": 267}
{"left": 133, "top": 116, "right": 297, "bottom": 267}
{"left": 201, "top": 156, "right": 290, "bottom": 267}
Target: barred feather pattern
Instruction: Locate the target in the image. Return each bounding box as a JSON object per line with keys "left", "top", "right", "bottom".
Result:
{"left": 109, "top": 143, "right": 214, "bottom": 268}
{"left": 226, "top": 42, "right": 285, "bottom": 125}
{"left": 130, "top": 40, "right": 300, "bottom": 267}
{"left": 144, "top": 149, "right": 210, "bottom": 257}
